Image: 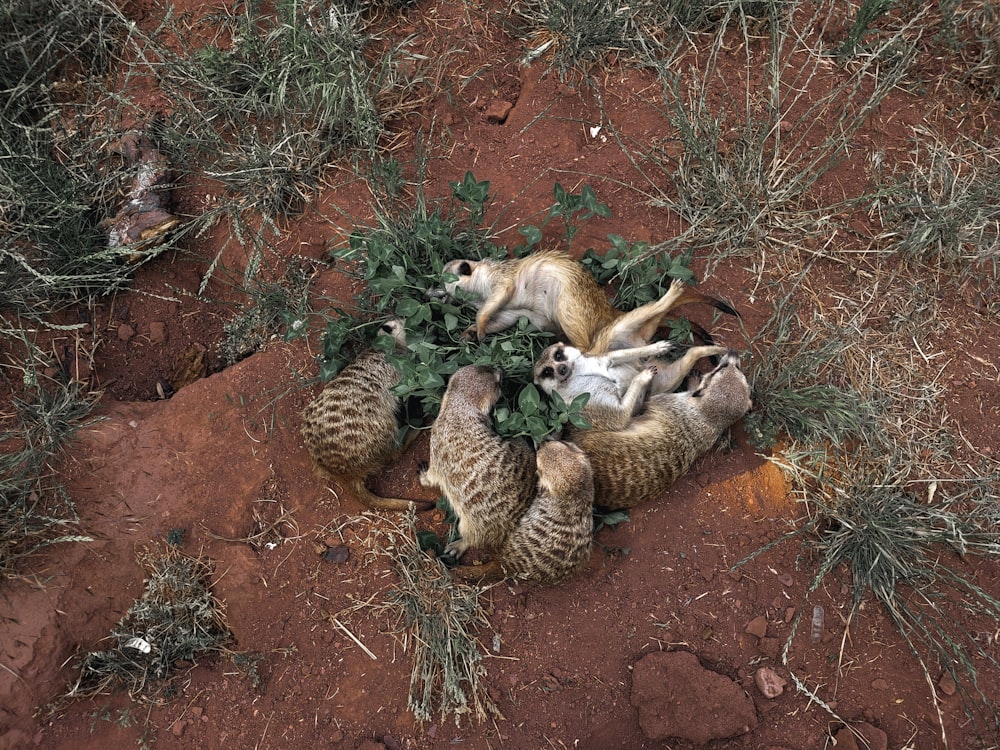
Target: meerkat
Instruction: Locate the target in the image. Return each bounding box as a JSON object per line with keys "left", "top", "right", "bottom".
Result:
{"left": 439, "top": 252, "right": 737, "bottom": 353}
{"left": 301, "top": 319, "right": 433, "bottom": 513}
{"left": 419, "top": 365, "right": 537, "bottom": 559}
{"left": 534, "top": 340, "right": 730, "bottom": 430}
{"left": 455, "top": 440, "right": 595, "bottom": 585}
{"left": 571, "top": 350, "right": 752, "bottom": 510}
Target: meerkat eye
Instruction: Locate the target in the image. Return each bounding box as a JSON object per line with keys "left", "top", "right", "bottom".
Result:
{"left": 541, "top": 367, "right": 554, "bottom": 379}
{"left": 553, "top": 347, "right": 566, "bottom": 362}
{"left": 458, "top": 261, "right": 472, "bottom": 276}
{"left": 379, "top": 324, "right": 393, "bottom": 334}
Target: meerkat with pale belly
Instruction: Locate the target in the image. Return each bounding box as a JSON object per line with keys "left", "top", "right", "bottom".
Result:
{"left": 300, "top": 319, "right": 433, "bottom": 512}
{"left": 419, "top": 365, "right": 537, "bottom": 559}
{"left": 440, "top": 252, "right": 737, "bottom": 354}
{"left": 456, "top": 440, "right": 595, "bottom": 585}
{"left": 534, "top": 340, "right": 729, "bottom": 430}
{"left": 571, "top": 350, "right": 752, "bottom": 510}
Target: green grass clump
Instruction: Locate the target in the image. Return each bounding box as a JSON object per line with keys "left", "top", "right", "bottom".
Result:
{"left": 769, "top": 450, "right": 1000, "bottom": 745}
{"left": 0, "top": 332, "right": 98, "bottom": 579}
{"left": 743, "top": 294, "right": 879, "bottom": 451}
{"left": 148, "top": 0, "right": 434, "bottom": 225}
{"left": 65, "top": 543, "right": 232, "bottom": 701}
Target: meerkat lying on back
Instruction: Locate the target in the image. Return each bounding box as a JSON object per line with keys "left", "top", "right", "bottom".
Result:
{"left": 419, "top": 365, "right": 537, "bottom": 559}
{"left": 571, "top": 350, "right": 752, "bottom": 510}
{"left": 534, "top": 340, "right": 729, "bottom": 430}
{"left": 456, "top": 440, "right": 595, "bottom": 585}
{"left": 440, "top": 252, "right": 736, "bottom": 353}
{"left": 300, "top": 319, "right": 433, "bottom": 513}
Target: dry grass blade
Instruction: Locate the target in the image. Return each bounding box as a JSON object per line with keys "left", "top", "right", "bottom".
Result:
{"left": 365, "top": 509, "right": 499, "bottom": 725}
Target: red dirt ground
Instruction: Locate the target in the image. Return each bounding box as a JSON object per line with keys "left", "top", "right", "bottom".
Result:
{"left": 3, "top": 1, "right": 999, "bottom": 749}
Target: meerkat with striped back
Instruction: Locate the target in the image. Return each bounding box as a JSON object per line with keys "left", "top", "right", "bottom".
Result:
{"left": 301, "top": 319, "right": 433, "bottom": 512}
{"left": 571, "top": 350, "right": 752, "bottom": 510}
{"left": 456, "top": 440, "right": 595, "bottom": 585}
{"left": 419, "top": 365, "right": 537, "bottom": 559}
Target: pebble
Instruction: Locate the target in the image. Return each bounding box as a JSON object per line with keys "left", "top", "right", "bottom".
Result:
{"left": 871, "top": 678, "right": 889, "bottom": 690}
{"left": 745, "top": 615, "right": 768, "bottom": 639}
{"left": 777, "top": 573, "right": 794, "bottom": 587}
{"left": 117, "top": 324, "right": 135, "bottom": 342}
{"left": 754, "top": 667, "right": 787, "bottom": 699}
{"left": 485, "top": 100, "right": 513, "bottom": 124}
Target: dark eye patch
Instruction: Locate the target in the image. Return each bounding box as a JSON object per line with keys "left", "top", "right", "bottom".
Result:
{"left": 458, "top": 261, "right": 472, "bottom": 276}
{"left": 541, "top": 367, "right": 554, "bottom": 379}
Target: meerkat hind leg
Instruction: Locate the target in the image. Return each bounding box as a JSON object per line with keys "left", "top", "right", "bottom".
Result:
{"left": 651, "top": 345, "right": 728, "bottom": 394}
{"left": 348, "top": 477, "right": 436, "bottom": 512}
{"left": 593, "top": 279, "right": 687, "bottom": 352}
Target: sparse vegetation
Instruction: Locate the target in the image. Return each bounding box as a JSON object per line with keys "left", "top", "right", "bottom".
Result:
{"left": 64, "top": 543, "right": 232, "bottom": 701}
{"left": 371, "top": 509, "right": 498, "bottom": 724}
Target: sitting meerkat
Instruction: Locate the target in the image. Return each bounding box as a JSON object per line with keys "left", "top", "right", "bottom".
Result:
{"left": 439, "top": 251, "right": 736, "bottom": 353}
{"left": 419, "top": 365, "right": 537, "bottom": 559}
{"left": 455, "top": 440, "right": 595, "bottom": 585}
{"left": 534, "top": 340, "right": 729, "bottom": 430}
{"left": 571, "top": 350, "right": 752, "bottom": 510}
{"left": 300, "top": 319, "right": 433, "bottom": 513}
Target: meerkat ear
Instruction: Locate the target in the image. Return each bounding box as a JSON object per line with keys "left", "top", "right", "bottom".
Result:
{"left": 458, "top": 261, "right": 473, "bottom": 276}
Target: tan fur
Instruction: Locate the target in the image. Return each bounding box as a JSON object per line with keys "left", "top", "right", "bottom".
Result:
{"left": 456, "top": 441, "right": 595, "bottom": 585}
{"left": 419, "top": 365, "right": 537, "bottom": 558}
{"left": 441, "top": 253, "right": 737, "bottom": 354}
{"left": 572, "top": 351, "right": 752, "bottom": 510}
{"left": 300, "top": 319, "right": 433, "bottom": 512}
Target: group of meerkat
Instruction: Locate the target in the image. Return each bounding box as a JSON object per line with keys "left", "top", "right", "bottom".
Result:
{"left": 301, "top": 250, "right": 752, "bottom": 585}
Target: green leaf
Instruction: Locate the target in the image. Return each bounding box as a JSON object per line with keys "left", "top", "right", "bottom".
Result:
{"left": 518, "top": 384, "right": 541, "bottom": 413}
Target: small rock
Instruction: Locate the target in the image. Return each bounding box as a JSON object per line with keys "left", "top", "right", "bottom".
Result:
{"left": 745, "top": 615, "right": 768, "bottom": 639}
{"left": 149, "top": 321, "right": 167, "bottom": 344}
{"left": 777, "top": 573, "right": 794, "bottom": 587}
{"left": 871, "top": 678, "right": 889, "bottom": 691}
{"left": 171, "top": 720, "right": 187, "bottom": 737}
{"left": 938, "top": 672, "right": 956, "bottom": 696}
{"left": 832, "top": 722, "right": 888, "bottom": 750}
{"left": 117, "top": 323, "right": 135, "bottom": 342}
{"left": 784, "top": 607, "right": 796, "bottom": 623}
{"left": 754, "top": 667, "right": 787, "bottom": 699}
{"left": 191, "top": 706, "right": 203, "bottom": 718}
{"left": 778, "top": 120, "right": 793, "bottom": 133}
{"left": 324, "top": 536, "right": 340, "bottom": 548}
{"left": 485, "top": 100, "right": 514, "bottom": 124}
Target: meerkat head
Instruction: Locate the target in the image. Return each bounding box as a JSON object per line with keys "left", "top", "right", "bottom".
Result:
{"left": 536, "top": 440, "right": 594, "bottom": 501}
{"left": 437, "top": 258, "right": 485, "bottom": 301}
{"left": 376, "top": 317, "right": 408, "bottom": 352}
{"left": 690, "top": 350, "right": 752, "bottom": 424}
{"left": 445, "top": 364, "right": 503, "bottom": 413}
{"left": 533, "top": 343, "right": 582, "bottom": 393}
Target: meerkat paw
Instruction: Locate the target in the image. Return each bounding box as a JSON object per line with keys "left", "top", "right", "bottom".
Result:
{"left": 418, "top": 465, "right": 437, "bottom": 489}
{"left": 650, "top": 340, "right": 673, "bottom": 357}
{"left": 443, "top": 538, "right": 471, "bottom": 560}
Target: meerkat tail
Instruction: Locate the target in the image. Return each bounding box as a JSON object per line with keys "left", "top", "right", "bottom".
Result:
{"left": 452, "top": 559, "right": 505, "bottom": 583}
{"left": 348, "top": 477, "right": 436, "bottom": 512}
{"left": 672, "top": 288, "right": 740, "bottom": 318}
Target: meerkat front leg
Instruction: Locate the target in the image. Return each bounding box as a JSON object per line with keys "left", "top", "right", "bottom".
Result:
{"left": 620, "top": 367, "right": 655, "bottom": 416}
{"left": 602, "top": 340, "right": 673, "bottom": 365}
{"left": 651, "top": 345, "right": 728, "bottom": 393}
